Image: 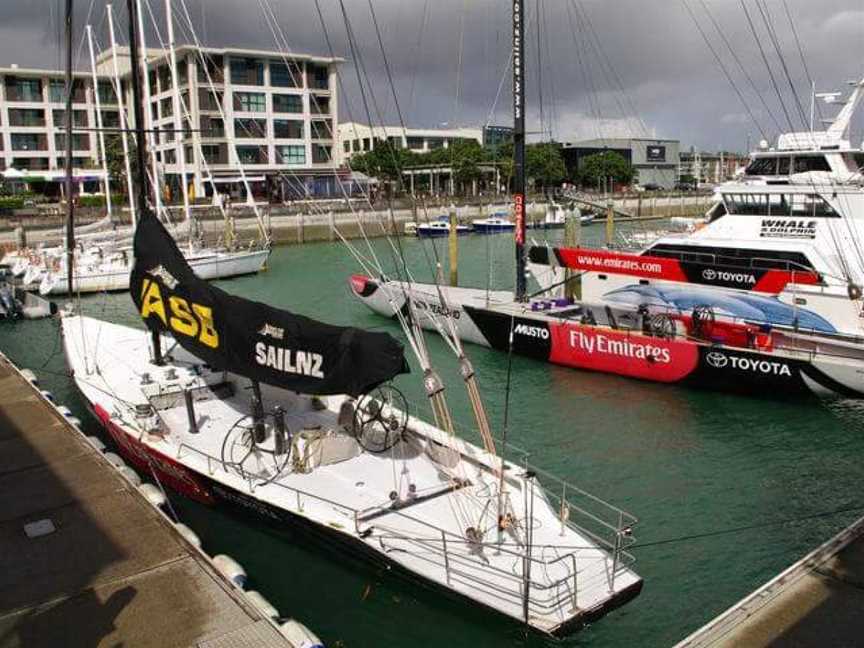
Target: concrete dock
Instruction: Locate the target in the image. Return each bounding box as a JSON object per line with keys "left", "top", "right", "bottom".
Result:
{"left": 0, "top": 353, "right": 298, "bottom": 647}
{"left": 675, "top": 515, "right": 864, "bottom": 647}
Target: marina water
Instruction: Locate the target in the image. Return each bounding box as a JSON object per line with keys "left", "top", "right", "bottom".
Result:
{"left": 4, "top": 223, "right": 864, "bottom": 647}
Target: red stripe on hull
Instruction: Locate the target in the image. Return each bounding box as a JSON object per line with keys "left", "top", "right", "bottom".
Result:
{"left": 92, "top": 403, "right": 215, "bottom": 505}
{"left": 548, "top": 322, "right": 699, "bottom": 382}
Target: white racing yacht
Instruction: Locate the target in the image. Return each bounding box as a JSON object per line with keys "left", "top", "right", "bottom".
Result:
{"left": 61, "top": 5, "right": 643, "bottom": 634}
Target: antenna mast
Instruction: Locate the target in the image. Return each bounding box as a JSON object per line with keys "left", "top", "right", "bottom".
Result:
{"left": 63, "top": 0, "right": 75, "bottom": 296}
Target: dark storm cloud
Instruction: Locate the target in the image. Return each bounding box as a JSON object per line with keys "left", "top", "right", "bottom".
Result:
{"left": 3, "top": 0, "right": 862, "bottom": 151}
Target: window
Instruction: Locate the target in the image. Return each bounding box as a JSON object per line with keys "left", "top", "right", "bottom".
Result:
{"left": 744, "top": 157, "right": 777, "bottom": 176}
{"left": 198, "top": 89, "right": 223, "bottom": 112}
{"left": 312, "top": 144, "right": 331, "bottom": 163}
{"left": 97, "top": 81, "right": 117, "bottom": 105}
{"left": 13, "top": 157, "right": 50, "bottom": 170}
{"left": 722, "top": 192, "right": 838, "bottom": 218}
{"left": 276, "top": 145, "right": 305, "bottom": 165}
{"left": 7, "top": 78, "right": 43, "bottom": 102}
{"left": 777, "top": 156, "right": 791, "bottom": 175}
{"left": 198, "top": 54, "right": 224, "bottom": 83}
{"left": 648, "top": 243, "right": 814, "bottom": 272}
{"left": 427, "top": 137, "right": 445, "bottom": 149}
{"left": 49, "top": 80, "right": 66, "bottom": 103}
{"left": 158, "top": 65, "right": 172, "bottom": 92}
{"left": 387, "top": 136, "right": 403, "bottom": 148}
{"left": 230, "top": 57, "right": 264, "bottom": 85}
{"left": 343, "top": 141, "right": 351, "bottom": 153}
{"left": 52, "top": 109, "right": 88, "bottom": 128}
{"left": 311, "top": 120, "right": 332, "bottom": 140}
{"left": 11, "top": 134, "right": 45, "bottom": 151}
{"left": 233, "top": 92, "right": 266, "bottom": 112}
{"left": 9, "top": 109, "right": 45, "bottom": 127}
{"left": 310, "top": 95, "right": 329, "bottom": 114}
{"left": 273, "top": 119, "right": 303, "bottom": 139}
{"left": 270, "top": 62, "right": 301, "bottom": 87}
{"left": 200, "top": 116, "right": 224, "bottom": 138}
{"left": 235, "top": 145, "right": 266, "bottom": 164}
{"left": 307, "top": 64, "right": 329, "bottom": 90}
{"left": 272, "top": 93, "right": 302, "bottom": 113}
{"left": 406, "top": 136, "right": 424, "bottom": 150}
{"left": 201, "top": 144, "right": 225, "bottom": 164}
{"left": 53, "top": 134, "right": 89, "bottom": 150}
{"left": 793, "top": 155, "right": 831, "bottom": 174}
{"left": 234, "top": 118, "right": 266, "bottom": 138}
{"left": 160, "top": 97, "right": 173, "bottom": 118}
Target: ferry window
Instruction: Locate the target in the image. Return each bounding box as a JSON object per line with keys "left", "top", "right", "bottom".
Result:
{"left": 648, "top": 243, "right": 815, "bottom": 272}
{"left": 744, "top": 157, "right": 777, "bottom": 175}
{"left": 722, "top": 193, "right": 837, "bottom": 217}
{"left": 777, "top": 156, "right": 791, "bottom": 175}
{"left": 793, "top": 155, "right": 830, "bottom": 173}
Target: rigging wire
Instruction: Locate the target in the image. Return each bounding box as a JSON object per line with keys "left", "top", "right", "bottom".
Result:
{"left": 740, "top": 0, "right": 796, "bottom": 133}
{"left": 781, "top": 0, "right": 823, "bottom": 127}
{"left": 696, "top": 0, "right": 782, "bottom": 137}
{"left": 682, "top": 0, "right": 769, "bottom": 142}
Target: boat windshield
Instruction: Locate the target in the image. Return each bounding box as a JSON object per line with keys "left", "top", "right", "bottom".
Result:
{"left": 721, "top": 192, "right": 838, "bottom": 217}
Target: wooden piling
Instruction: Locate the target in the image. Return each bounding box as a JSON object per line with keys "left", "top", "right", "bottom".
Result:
{"left": 564, "top": 210, "right": 581, "bottom": 301}
{"left": 605, "top": 201, "right": 615, "bottom": 247}
{"left": 448, "top": 208, "right": 458, "bottom": 287}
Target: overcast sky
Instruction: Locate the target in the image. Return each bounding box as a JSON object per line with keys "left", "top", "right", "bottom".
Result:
{"left": 2, "top": 0, "right": 862, "bottom": 152}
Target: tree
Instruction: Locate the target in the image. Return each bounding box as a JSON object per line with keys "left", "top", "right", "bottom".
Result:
{"left": 104, "top": 134, "right": 139, "bottom": 194}
{"left": 448, "top": 139, "right": 485, "bottom": 187}
{"left": 526, "top": 143, "right": 566, "bottom": 192}
{"left": 576, "top": 151, "right": 635, "bottom": 188}
{"left": 350, "top": 140, "right": 405, "bottom": 185}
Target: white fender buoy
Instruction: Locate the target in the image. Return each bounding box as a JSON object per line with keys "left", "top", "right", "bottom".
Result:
{"left": 20, "top": 369, "right": 38, "bottom": 385}
{"left": 245, "top": 590, "right": 278, "bottom": 620}
{"left": 174, "top": 523, "right": 202, "bottom": 548}
{"left": 117, "top": 466, "right": 141, "bottom": 487}
{"left": 139, "top": 483, "right": 167, "bottom": 508}
{"left": 68, "top": 416, "right": 82, "bottom": 428}
{"left": 103, "top": 452, "right": 126, "bottom": 469}
{"left": 279, "top": 620, "right": 324, "bottom": 648}
{"left": 213, "top": 554, "right": 248, "bottom": 588}
{"left": 58, "top": 405, "right": 73, "bottom": 417}
{"left": 86, "top": 436, "right": 106, "bottom": 451}
{"left": 40, "top": 390, "right": 55, "bottom": 402}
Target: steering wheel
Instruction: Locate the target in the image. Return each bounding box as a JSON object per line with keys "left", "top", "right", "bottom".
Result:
{"left": 353, "top": 384, "right": 409, "bottom": 453}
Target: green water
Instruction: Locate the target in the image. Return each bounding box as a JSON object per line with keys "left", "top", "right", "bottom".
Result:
{"left": 4, "top": 226, "right": 864, "bottom": 647}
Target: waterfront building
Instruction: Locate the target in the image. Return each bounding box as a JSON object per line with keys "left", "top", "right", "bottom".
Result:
{"left": 337, "top": 122, "right": 483, "bottom": 164}
{"left": 0, "top": 45, "right": 344, "bottom": 200}
{"left": 560, "top": 137, "right": 681, "bottom": 189}
{"left": 678, "top": 149, "right": 747, "bottom": 186}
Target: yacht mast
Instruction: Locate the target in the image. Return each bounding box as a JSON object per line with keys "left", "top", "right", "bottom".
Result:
{"left": 86, "top": 25, "right": 114, "bottom": 222}
{"left": 63, "top": 0, "right": 75, "bottom": 296}
{"left": 513, "top": 0, "right": 527, "bottom": 301}
{"left": 107, "top": 4, "right": 137, "bottom": 227}
{"left": 126, "top": 0, "right": 161, "bottom": 364}
{"left": 165, "top": 0, "right": 193, "bottom": 242}
{"left": 135, "top": 0, "right": 164, "bottom": 221}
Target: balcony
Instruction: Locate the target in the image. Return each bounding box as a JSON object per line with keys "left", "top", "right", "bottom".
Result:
{"left": 5, "top": 81, "right": 43, "bottom": 103}
{"left": 11, "top": 133, "right": 49, "bottom": 152}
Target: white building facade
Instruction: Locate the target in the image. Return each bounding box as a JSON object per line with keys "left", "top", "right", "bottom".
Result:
{"left": 1, "top": 45, "right": 344, "bottom": 200}
{"left": 337, "top": 122, "right": 483, "bottom": 164}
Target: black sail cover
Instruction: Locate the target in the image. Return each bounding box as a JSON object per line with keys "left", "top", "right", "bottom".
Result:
{"left": 130, "top": 215, "right": 409, "bottom": 396}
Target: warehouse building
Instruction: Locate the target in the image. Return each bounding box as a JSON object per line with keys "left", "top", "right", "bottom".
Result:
{"left": 561, "top": 137, "right": 680, "bottom": 189}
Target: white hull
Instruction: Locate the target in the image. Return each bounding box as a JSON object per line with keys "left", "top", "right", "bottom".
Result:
{"left": 62, "top": 314, "right": 642, "bottom": 635}
{"left": 39, "top": 248, "right": 269, "bottom": 295}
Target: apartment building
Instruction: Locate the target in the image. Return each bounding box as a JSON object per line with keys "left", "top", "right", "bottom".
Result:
{"left": 0, "top": 65, "right": 109, "bottom": 189}
{"left": 679, "top": 149, "right": 747, "bottom": 185}
{"left": 0, "top": 45, "right": 343, "bottom": 199}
